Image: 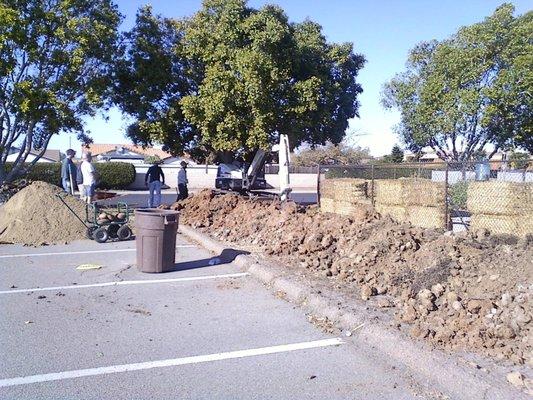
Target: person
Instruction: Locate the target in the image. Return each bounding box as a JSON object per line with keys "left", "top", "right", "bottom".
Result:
{"left": 177, "top": 161, "right": 189, "bottom": 200}
{"left": 80, "top": 152, "right": 97, "bottom": 204}
{"left": 61, "top": 149, "right": 77, "bottom": 194}
{"left": 145, "top": 160, "right": 165, "bottom": 208}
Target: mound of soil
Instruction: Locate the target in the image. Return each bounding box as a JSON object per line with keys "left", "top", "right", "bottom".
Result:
{"left": 177, "top": 190, "right": 533, "bottom": 365}
{"left": 0, "top": 181, "right": 87, "bottom": 246}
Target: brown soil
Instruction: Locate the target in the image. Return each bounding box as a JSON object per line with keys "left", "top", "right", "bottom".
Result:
{"left": 0, "top": 181, "right": 87, "bottom": 246}
{"left": 173, "top": 190, "right": 533, "bottom": 365}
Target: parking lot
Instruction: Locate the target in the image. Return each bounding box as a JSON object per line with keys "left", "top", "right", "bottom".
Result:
{"left": 0, "top": 234, "right": 433, "bottom": 399}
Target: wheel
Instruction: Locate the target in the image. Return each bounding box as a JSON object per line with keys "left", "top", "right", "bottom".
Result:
{"left": 117, "top": 225, "right": 132, "bottom": 241}
{"left": 86, "top": 226, "right": 98, "bottom": 240}
{"left": 107, "top": 223, "right": 120, "bottom": 239}
{"left": 93, "top": 227, "right": 109, "bottom": 243}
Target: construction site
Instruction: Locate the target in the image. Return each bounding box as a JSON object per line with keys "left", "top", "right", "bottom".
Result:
{"left": 0, "top": 172, "right": 531, "bottom": 399}
{"left": 1, "top": 1, "right": 532, "bottom": 399}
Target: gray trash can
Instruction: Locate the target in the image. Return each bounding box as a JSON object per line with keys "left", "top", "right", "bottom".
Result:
{"left": 475, "top": 160, "right": 490, "bottom": 181}
{"left": 135, "top": 209, "right": 179, "bottom": 273}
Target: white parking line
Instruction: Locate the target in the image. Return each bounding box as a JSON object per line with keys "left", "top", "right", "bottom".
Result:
{"left": 0, "top": 272, "right": 249, "bottom": 294}
{"left": 0, "top": 338, "right": 343, "bottom": 387}
{"left": 0, "top": 246, "right": 196, "bottom": 259}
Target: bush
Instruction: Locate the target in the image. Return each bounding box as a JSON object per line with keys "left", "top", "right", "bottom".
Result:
{"left": 5, "top": 162, "right": 62, "bottom": 185}
{"left": 4, "top": 162, "right": 136, "bottom": 189}
{"left": 324, "top": 165, "right": 432, "bottom": 180}
{"left": 449, "top": 181, "right": 468, "bottom": 210}
{"left": 94, "top": 162, "right": 136, "bottom": 189}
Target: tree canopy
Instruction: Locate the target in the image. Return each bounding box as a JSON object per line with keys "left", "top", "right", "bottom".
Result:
{"left": 116, "top": 0, "right": 365, "bottom": 161}
{"left": 113, "top": 6, "right": 204, "bottom": 159}
{"left": 382, "top": 144, "right": 404, "bottom": 163}
{"left": 0, "top": 0, "right": 121, "bottom": 183}
{"left": 382, "top": 4, "right": 532, "bottom": 161}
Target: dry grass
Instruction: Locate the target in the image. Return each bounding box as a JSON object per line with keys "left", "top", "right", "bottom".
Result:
{"left": 467, "top": 181, "right": 533, "bottom": 216}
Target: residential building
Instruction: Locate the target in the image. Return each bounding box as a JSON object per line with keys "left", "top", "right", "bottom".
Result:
{"left": 6, "top": 148, "right": 62, "bottom": 163}
{"left": 82, "top": 144, "right": 193, "bottom": 165}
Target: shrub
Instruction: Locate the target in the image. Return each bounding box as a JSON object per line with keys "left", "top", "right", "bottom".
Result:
{"left": 5, "top": 162, "right": 62, "bottom": 185}
{"left": 324, "top": 165, "right": 432, "bottom": 180}
{"left": 4, "top": 162, "right": 136, "bottom": 189}
{"left": 449, "top": 181, "right": 469, "bottom": 210}
{"left": 94, "top": 162, "right": 136, "bottom": 189}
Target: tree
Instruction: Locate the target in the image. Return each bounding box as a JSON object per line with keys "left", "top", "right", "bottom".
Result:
{"left": 0, "top": 0, "right": 122, "bottom": 184}
{"left": 120, "top": 0, "right": 365, "bottom": 161}
{"left": 390, "top": 145, "right": 404, "bottom": 163}
{"left": 291, "top": 142, "right": 370, "bottom": 166}
{"left": 382, "top": 4, "right": 532, "bottom": 161}
{"left": 113, "top": 6, "right": 205, "bottom": 160}
{"left": 508, "top": 151, "right": 530, "bottom": 169}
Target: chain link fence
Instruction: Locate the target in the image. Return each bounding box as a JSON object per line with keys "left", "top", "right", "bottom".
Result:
{"left": 318, "top": 159, "right": 533, "bottom": 236}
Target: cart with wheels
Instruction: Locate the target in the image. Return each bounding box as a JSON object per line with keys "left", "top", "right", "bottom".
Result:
{"left": 56, "top": 194, "right": 133, "bottom": 243}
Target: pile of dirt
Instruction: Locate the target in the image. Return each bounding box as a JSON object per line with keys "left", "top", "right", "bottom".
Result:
{"left": 175, "top": 190, "right": 533, "bottom": 365}
{"left": 0, "top": 181, "right": 87, "bottom": 246}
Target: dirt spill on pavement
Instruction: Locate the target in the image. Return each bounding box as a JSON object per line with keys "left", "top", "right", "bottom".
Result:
{"left": 170, "top": 190, "right": 532, "bottom": 365}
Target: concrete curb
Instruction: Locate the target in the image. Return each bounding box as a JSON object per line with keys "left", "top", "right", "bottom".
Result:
{"left": 179, "top": 225, "right": 527, "bottom": 400}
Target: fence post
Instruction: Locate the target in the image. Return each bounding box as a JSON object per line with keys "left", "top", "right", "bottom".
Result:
{"left": 371, "top": 164, "right": 375, "bottom": 206}
{"left": 444, "top": 163, "right": 451, "bottom": 231}
{"left": 316, "top": 164, "right": 321, "bottom": 208}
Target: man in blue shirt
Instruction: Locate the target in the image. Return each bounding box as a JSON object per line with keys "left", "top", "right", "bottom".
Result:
{"left": 61, "top": 149, "right": 77, "bottom": 194}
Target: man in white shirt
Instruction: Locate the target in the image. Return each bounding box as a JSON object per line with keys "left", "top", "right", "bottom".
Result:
{"left": 177, "top": 161, "right": 189, "bottom": 200}
{"left": 80, "top": 152, "right": 97, "bottom": 204}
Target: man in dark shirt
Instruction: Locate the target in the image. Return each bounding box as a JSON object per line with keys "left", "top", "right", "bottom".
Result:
{"left": 145, "top": 160, "right": 165, "bottom": 208}
{"left": 61, "top": 149, "right": 77, "bottom": 194}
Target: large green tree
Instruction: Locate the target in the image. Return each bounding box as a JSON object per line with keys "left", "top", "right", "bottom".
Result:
{"left": 113, "top": 6, "right": 205, "bottom": 160}
{"left": 0, "top": 0, "right": 122, "bottom": 184}
{"left": 382, "top": 4, "right": 532, "bottom": 161}
{"left": 119, "top": 0, "right": 365, "bottom": 161}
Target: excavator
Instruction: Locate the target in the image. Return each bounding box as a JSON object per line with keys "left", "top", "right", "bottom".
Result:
{"left": 215, "top": 134, "right": 292, "bottom": 200}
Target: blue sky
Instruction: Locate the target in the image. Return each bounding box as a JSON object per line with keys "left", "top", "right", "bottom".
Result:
{"left": 50, "top": 0, "right": 532, "bottom": 157}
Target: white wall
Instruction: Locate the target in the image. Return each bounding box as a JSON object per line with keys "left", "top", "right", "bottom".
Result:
{"left": 431, "top": 170, "right": 476, "bottom": 184}
{"left": 127, "top": 164, "right": 318, "bottom": 190}
{"left": 497, "top": 171, "right": 533, "bottom": 182}
{"left": 129, "top": 165, "right": 218, "bottom": 190}
{"left": 265, "top": 173, "right": 317, "bottom": 189}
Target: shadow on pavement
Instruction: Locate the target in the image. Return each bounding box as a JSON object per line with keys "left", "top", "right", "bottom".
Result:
{"left": 168, "top": 248, "right": 250, "bottom": 272}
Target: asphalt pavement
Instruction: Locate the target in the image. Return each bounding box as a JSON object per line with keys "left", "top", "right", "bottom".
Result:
{"left": 0, "top": 235, "right": 441, "bottom": 399}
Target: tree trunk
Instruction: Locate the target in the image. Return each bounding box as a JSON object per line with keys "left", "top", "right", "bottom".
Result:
{"left": 0, "top": 163, "right": 5, "bottom": 186}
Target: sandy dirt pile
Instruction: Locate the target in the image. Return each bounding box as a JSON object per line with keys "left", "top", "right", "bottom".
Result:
{"left": 176, "top": 190, "right": 533, "bottom": 365}
{"left": 0, "top": 181, "right": 86, "bottom": 246}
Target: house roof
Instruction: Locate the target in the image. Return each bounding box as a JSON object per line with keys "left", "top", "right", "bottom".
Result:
{"left": 39, "top": 149, "right": 61, "bottom": 162}
{"left": 9, "top": 147, "right": 61, "bottom": 162}
{"left": 82, "top": 144, "right": 173, "bottom": 160}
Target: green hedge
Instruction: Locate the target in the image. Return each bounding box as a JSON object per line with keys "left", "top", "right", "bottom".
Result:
{"left": 4, "top": 162, "right": 136, "bottom": 190}
{"left": 94, "top": 162, "right": 136, "bottom": 189}
{"left": 324, "top": 166, "right": 432, "bottom": 180}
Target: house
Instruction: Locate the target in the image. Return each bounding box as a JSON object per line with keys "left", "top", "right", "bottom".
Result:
{"left": 403, "top": 149, "right": 514, "bottom": 166}
{"left": 82, "top": 144, "right": 193, "bottom": 165}
{"left": 6, "top": 147, "right": 62, "bottom": 163}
